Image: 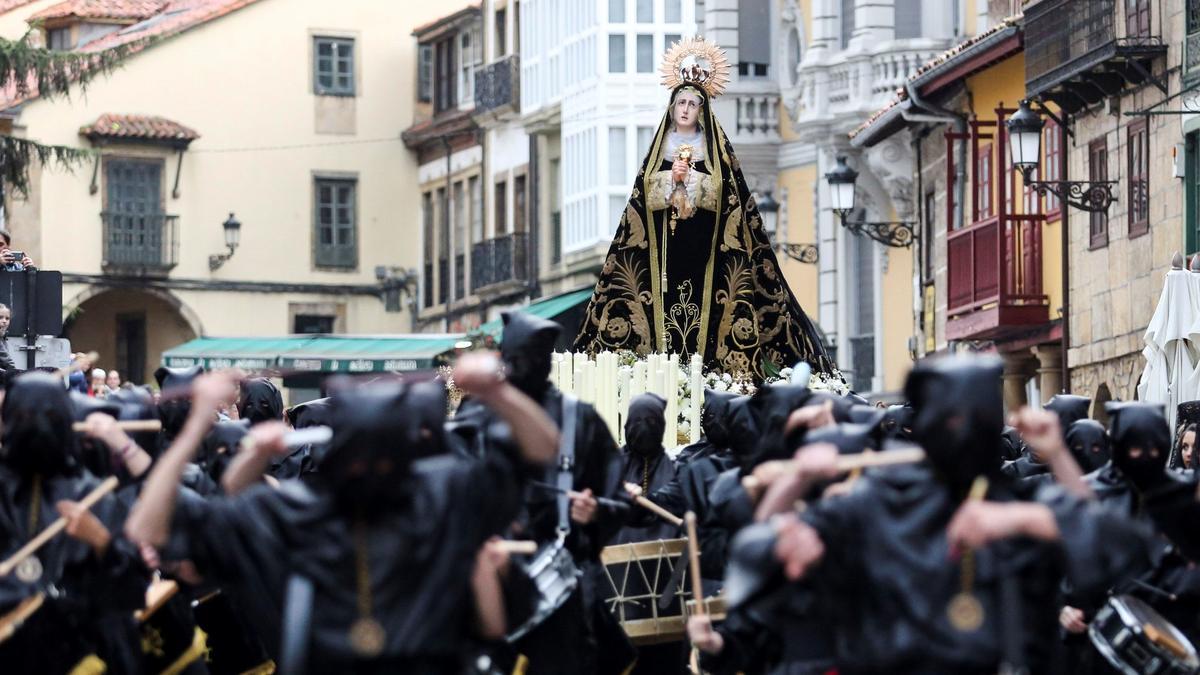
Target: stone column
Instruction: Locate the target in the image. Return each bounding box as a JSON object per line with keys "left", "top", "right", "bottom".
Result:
{"left": 1001, "top": 350, "right": 1036, "bottom": 414}
{"left": 1033, "top": 344, "right": 1063, "bottom": 405}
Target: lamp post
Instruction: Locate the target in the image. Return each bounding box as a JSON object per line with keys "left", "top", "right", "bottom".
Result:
{"left": 823, "top": 156, "right": 916, "bottom": 248}
{"left": 757, "top": 189, "right": 819, "bottom": 264}
{"left": 1006, "top": 99, "right": 1116, "bottom": 213}
{"left": 208, "top": 212, "right": 241, "bottom": 271}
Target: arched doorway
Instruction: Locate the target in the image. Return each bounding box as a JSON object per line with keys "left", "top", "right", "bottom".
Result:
{"left": 64, "top": 287, "right": 200, "bottom": 386}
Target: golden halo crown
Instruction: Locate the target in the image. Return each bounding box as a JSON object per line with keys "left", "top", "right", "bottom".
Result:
{"left": 660, "top": 36, "right": 731, "bottom": 100}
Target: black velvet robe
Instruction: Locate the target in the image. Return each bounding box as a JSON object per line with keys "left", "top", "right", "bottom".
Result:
{"left": 165, "top": 452, "right": 521, "bottom": 673}
{"left": 0, "top": 466, "right": 148, "bottom": 673}
{"left": 573, "top": 85, "right": 835, "bottom": 379}
{"left": 796, "top": 466, "right": 1153, "bottom": 674}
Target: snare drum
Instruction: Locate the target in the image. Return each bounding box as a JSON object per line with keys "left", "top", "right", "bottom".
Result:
{"left": 1089, "top": 594, "right": 1200, "bottom": 675}
{"left": 601, "top": 538, "right": 698, "bottom": 645}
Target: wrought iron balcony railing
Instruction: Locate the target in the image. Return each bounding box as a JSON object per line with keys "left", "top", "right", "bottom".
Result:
{"left": 475, "top": 55, "right": 520, "bottom": 117}
{"left": 101, "top": 211, "right": 179, "bottom": 273}
{"left": 1025, "top": 0, "right": 1166, "bottom": 111}
{"left": 471, "top": 232, "right": 529, "bottom": 291}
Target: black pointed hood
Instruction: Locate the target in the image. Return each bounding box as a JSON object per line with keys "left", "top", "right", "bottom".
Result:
{"left": 625, "top": 393, "right": 667, "bottom": 457}
{"left": 2, "top": 373, "right": 79, "bottom": 477}
{"left": 238, "top": 378, "right": 283, "bottom": 426}
{"left": 500, "top": 311, "right": 560, "bottom": 396}
{"left": 1065, "top": 419, "right": 1110, "bottom": 474}
{"left": 1045, "top": 394, "right": 1092, "bottom": 438}
{"left": 904, "top": 356, "right": 1004, "bottom": 495}
{"left": 1105, "top": 401, "right": 1171, "bottom": 491}
{"left": 701, "top": 389, "right": 738, "bottom": 448}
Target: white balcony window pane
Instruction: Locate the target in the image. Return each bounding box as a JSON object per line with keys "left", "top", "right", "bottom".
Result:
{"left": 636, "top": 34, "right": 653, "bottom": 73}
{"left": 636, "top": 0, "right": 652, "bottom": 22}
{"left": 609, "top": 127, "right": 627, "bottom": 185}
{"left": 609, "top": 0, "right": 624, "bottom": 22}
{"left": 665, "top": 0, "right": 681, "bottom": 23}
{"left": 608, "top": 34, "right": 626, "bottom": 72}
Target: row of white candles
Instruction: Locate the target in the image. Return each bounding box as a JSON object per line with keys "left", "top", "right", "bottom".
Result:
{"left": 549, "top": 351, "right": 705, "bottom": 448}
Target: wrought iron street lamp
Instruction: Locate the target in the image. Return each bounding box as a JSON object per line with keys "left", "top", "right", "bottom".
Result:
{"left": 757, "top": 189, "right": 819, "bottom": 264}
{"left": 1006, "top": 100, "right": 1116, "bottom": 213}
{"left": 824, "top": 156, "right": 916, "bottom": 248}
{"left": 208, "top": 212, "right": 241, "bottom": 270}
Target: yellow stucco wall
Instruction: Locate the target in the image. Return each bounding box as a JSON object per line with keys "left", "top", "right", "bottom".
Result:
{"left": 777, "top": 164, "right": 818, "bottom": 314}
{"left": 964, "top": 53, "right": 1063, "bottom": 321}
{"left": 0, "top": 1, "right": 59, "bottom": 39}
{"left": 9, "top": 0, "right": 473, "bottom": 346}
{"left": 881, "top": 241, "right": 914, "bottom": 392}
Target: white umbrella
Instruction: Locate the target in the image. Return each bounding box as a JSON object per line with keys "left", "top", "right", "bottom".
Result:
{"left": 1137, "top": 256, "right": 1200, "bottom": 431}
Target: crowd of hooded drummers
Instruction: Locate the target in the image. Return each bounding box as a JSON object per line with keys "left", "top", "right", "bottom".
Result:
{"left": 2, "top": 309, "right": 1200, "bottom": 675}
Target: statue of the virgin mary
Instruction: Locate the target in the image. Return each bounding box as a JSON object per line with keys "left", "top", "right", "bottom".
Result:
{"left": 573, "top": 37, "right": 835, "bottom": 379}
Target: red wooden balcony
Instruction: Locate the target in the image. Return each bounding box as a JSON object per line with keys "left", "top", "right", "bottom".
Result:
{"left": 947, "top": 214, "right": 1049, "bottom": 340}
{"left": 945, "top": 106, "right": 1051, "bottom": 342}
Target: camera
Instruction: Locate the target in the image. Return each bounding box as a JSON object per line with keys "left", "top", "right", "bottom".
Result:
{"left": 7, "top": 251, "right": 23, "bottom": 261}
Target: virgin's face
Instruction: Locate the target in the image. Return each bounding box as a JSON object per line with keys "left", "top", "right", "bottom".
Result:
{"left": 672, "top": 91, "right": 702, "bottom": 132}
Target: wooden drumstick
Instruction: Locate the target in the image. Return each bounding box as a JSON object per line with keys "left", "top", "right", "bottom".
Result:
{"left": 72, "top": 419, "right": 162, "bottom": 433}
{"left": 685, "top": 511, "right": 704, "bottom": 614}
{"left": 685, "top": 511, "right": 705, "bottom": 675}
{"left": 494, "top": 540, "right": 538, "bottom": 555}
{"left": 0, "top": 476, "right": 119, "bottom": 577}
{"left": 633, "top": 495, "right": 684, "bottom": 527}
{"left": 742, "top": 447, "right": 927, "bottom": 500}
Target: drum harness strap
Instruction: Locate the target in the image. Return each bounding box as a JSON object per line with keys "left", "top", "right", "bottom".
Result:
{"left": 556, "top": 395, "right": 578, "bottom": 540}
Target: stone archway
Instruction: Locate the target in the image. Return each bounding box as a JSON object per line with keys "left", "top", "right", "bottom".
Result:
{"left": 63, "top": 287, "right": 200, "bottom": 386}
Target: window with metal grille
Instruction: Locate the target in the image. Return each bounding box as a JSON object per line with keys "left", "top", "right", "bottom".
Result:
{"left": 1128, "top": 118, "right": 1149, "bottom": 236}
{"left": 1126, "top": 0, "right": 1151, "bottom": 39}
{"left": 1089, "top": 138, "right": 1108, "bottom": 248}
{"left": 314, "top": 37, "right": 354, "bottom": 96}
{"left": 104, "top": 159, "right": 169, "bottom": 268}
{"left": 314, "top": 178, "right": 357, "bottom": 269}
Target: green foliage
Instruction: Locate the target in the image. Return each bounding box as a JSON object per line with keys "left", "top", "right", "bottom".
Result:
{"left": 0, "top": 30, "right": 140, "bottom": 196}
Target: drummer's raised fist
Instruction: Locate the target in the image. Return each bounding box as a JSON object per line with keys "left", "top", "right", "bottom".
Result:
{"left": 453, "top": 352, "right": 506, "bottom": 399}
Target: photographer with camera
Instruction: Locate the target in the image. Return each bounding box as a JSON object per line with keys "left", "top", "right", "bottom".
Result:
{"left": 0, "top": 228, "right": 35, "bottom": 271}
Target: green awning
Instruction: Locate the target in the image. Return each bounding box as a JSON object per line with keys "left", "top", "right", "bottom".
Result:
{"left": 277, "top": 335, "right": 465, "bottom": 373}
{"left": 160, "top": 336, "right": 313, "bottom": 371}
{"left": 162, "top": 334, "right": 466, "bottom": 373}
{"left": 477, "top": 288, "right": 594, "bottom": 339}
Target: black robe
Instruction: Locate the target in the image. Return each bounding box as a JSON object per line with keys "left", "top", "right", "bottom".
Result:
{"left": 0, "top": 467, "right": 148, "bottom": 673}
{"left": 165, "top": 452, "right": 521, "bottom": 673}
{"left": 796, "top": 466, "right": 1152, "bottom": 674}
{"left": 607, "top": 449, "right": 679, "bottom": 545}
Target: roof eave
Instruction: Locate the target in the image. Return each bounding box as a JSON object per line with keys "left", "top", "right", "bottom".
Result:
{"left": 850, "top": 100, "right": 910, "bottom": 148}
{"left": 910, "top": 25, "right": 1022, "bottom": 96}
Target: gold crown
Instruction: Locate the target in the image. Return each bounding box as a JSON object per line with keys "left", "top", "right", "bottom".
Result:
{"left": 659, "top": 36, "right": 731, "bottom": 100}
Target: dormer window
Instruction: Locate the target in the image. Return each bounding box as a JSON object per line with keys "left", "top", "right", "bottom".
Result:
{"left": 47, "top": 27, "right": 72, "bottom": 50}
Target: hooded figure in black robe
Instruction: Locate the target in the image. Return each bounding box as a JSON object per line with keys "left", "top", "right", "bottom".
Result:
{"left": 0, "top": 374, "right": 148, "bottom": 673}
{"left": 572, "top": 78, "right": 834, "bottom": 379}
{"left": 238, "top": 377, "right": 283, "bottom": 426}
{"left": 732, "top": 357, "right": 1153, "bottom": 675}
{"left": 608, "top": 393, "right": 678, "bottom": 545}
{"left": 451, "top": 311, "right": 627, "bottom": 675}
{"left": 165, "top": 379, "right": 528, "bottom": 673}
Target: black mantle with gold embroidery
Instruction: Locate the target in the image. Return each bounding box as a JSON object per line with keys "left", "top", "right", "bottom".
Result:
{"left": 573, "top": 86, "right": 835, "bottom": 379}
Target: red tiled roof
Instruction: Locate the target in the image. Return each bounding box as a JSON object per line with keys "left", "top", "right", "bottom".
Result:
{"left": 411, "top": 3, "right": 479, "bottom": 37}
{"left": 2, "top": 0, "right": 266, "bottom": 109}
{"left": 849, "top": 16, "right": 1021, "bottom": 140}
{"left": 80, "top": 113, "right": 198, "bottom": 144}
{"left": 30, "top": 0, "right": 168, "bottom": 22}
